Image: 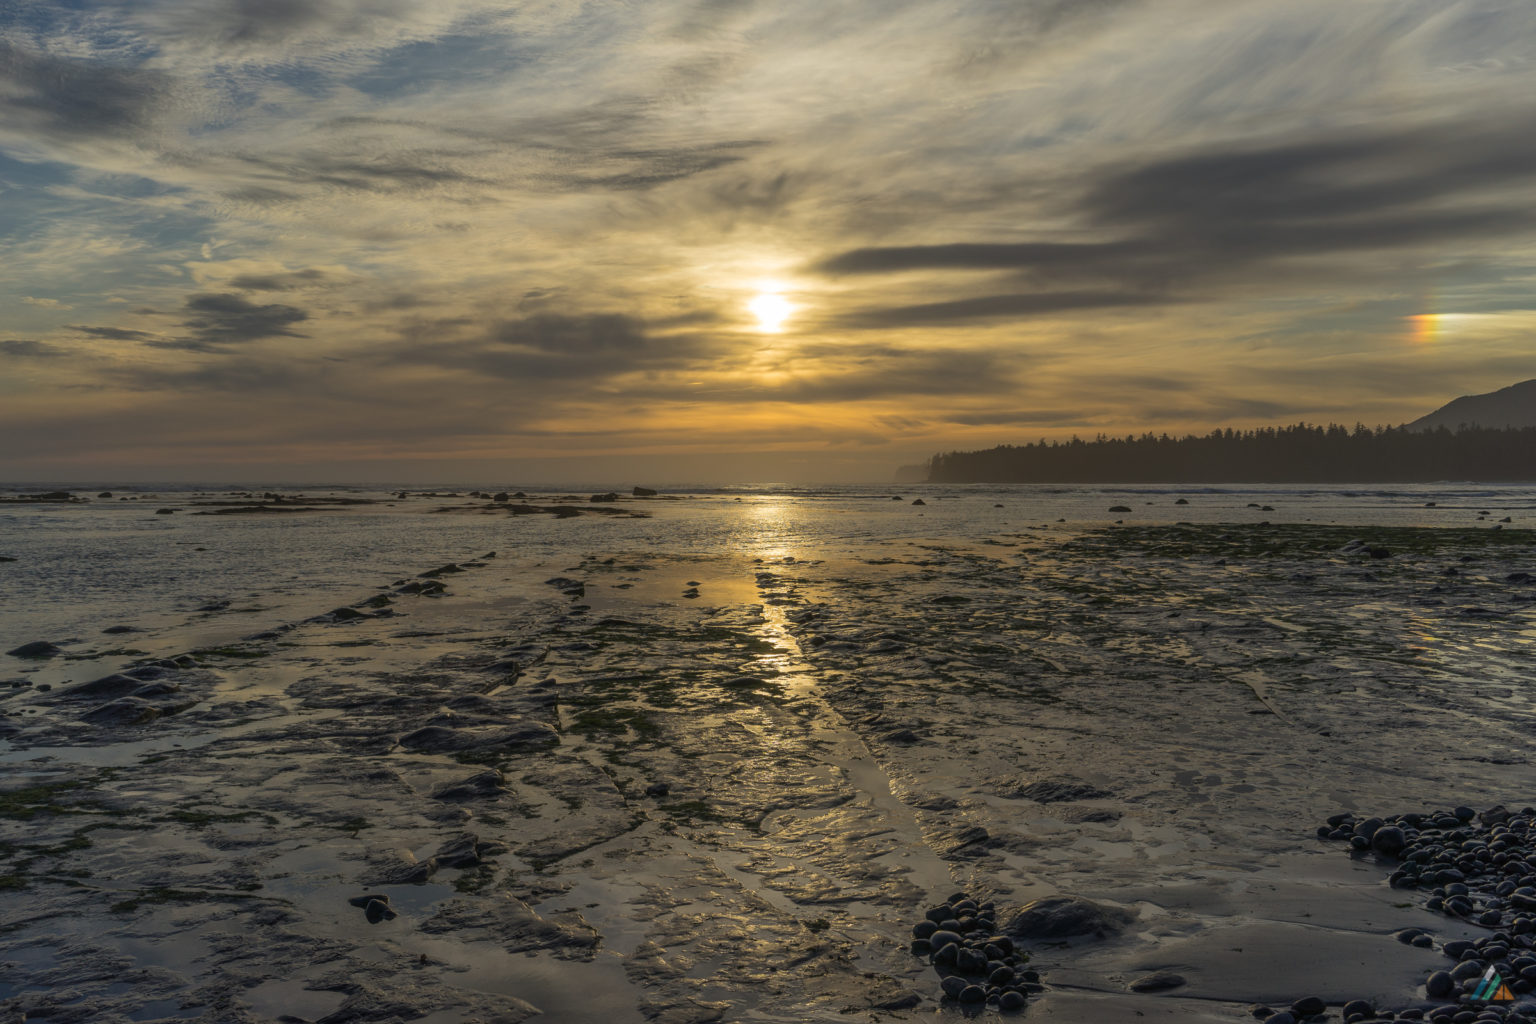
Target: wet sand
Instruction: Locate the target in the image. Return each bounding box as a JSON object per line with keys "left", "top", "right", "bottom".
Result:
{"left": 2, "top": 509, "right": 1533, "bottom": 1023}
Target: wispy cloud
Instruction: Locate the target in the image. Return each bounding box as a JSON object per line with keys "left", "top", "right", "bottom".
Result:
{"left": 3, "top": 0, "right": 1536, "bottom": 477}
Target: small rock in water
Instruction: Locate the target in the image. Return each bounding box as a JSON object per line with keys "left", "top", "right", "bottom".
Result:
{"left": 364, "top": 898, "right": 396, "bottom": 923}
{"left": 1130, "top": 971, "right": 1186, "bottom": 992}
{"left": 6, "top": 640, "right": 62, "bottom": 658}
{"left": 645, "top": 782, "right": 671, "bottom": 797}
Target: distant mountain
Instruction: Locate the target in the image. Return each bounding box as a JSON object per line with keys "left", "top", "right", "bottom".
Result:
{"left": 1407, "top": 379, "right": 1536, "bottom": 431}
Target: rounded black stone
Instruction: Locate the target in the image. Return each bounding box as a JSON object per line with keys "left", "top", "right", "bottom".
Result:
{"left": 999, "top": 991, "right": 1026, "bottom": 1011}
{"left": 1291, "top": 995, "right": 1325, "bottom": 1018}
{"left": 926, "top": 904, "right": 953, "bottom": 923}
{"left": 931, "top": 942, "right": 960, "bottom": 966}
{"left": 940, "top": 975, "right": 968, "bottom": 998}
{"left": 956, "top": 948, "right": 989, "bottom": 975}
{"left": 1426, "top": 970, "right": 1456, "bottom": 997}
{"left": 929, "top": 929, "right": 962, "bottom": 949}
{"left": 1343, "top": 1000, "right": 1374, "bottom": 1019}
{"left": 1355, "top": 817, "right": 1385, "bottom": 840}
{"left": 959, "top": 985, "right": 986, "bottom": 1003}
{"left": 912, "top": 920, "right": 938, "bottom": 939}
{"left": 1374, "top": 826, "right": 1409, "bottom": 857}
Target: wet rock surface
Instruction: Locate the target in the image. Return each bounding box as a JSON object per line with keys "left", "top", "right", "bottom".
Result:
{"left": 2, "top": 516, "right": 1534, "bottom": 1023}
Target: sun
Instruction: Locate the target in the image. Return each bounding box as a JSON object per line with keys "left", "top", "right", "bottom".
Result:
{"left": 748, "top": 289, "right": 793, "bottom": 333}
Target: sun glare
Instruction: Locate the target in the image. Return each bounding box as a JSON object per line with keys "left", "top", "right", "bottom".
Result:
{"left": 748, "top": 290, "right": 793, "bottom": 333}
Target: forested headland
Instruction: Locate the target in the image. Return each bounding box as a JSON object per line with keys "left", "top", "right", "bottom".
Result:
{"left": 924, "top": 424, "right": 1536, "bottom": 483}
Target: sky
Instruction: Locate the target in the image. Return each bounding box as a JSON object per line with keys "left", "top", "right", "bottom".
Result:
{"left": 2, "top": 0, "right": 1535, "bottom": 484}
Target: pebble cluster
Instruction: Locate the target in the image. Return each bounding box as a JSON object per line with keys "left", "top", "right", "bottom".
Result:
{"left": 909, "top": 890, "right": 1041, "bottom": 1011}
{"left": 1305, "top": 804, "right": 1536, "bottom": 1024}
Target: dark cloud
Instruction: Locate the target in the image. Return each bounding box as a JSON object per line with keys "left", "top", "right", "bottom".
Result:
{"left": 203, "top": 0, "right": 335, "bottom": 45}
{"left": 394, "top": 313, "right": 712, "bottom": 384}
{"left": 0, "top": 339, "right": 65, "bottom": 358}
{"left": 573, "top": 143, "right": 760, "bottom": 191}
{"left": 834, "top": 289, "right": 1170, "bottom": 328}
{"left": 172, "top": 292, "right": 309, "bottom": 350}
{"left": 68, "top": 325, "right": 158, "bottom": 341}
{"left": 0, "top": 41, "right": 172, "bottom": 140}
{"left": 233, "top": 153, "right": 485, "bottom": 194}
{"left": 227, "top": 269, "right": 328, "bottom": 291}
{"left": 815, "top": 114, "right": 1536, "bottom": 324}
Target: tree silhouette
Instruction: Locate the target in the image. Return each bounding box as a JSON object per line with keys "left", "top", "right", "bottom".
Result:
{"left": 925, "top": 424, "right": 1536, "bottom": 482}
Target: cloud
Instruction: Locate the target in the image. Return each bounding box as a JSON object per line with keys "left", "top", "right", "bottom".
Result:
{"left": 227, "top": 268, "right": 329, "bottom": 291}
{"left": 68, "top": 325, "right": 159, "bottom": 341}
{"left": 230, "top": 153, "right": 488, "bottom": 194}
{"left": 814, "top": 112, "right": 1536, "bottom": 324}
{"left": 22, "top": 296, "right": 72, "bottom": 309}
{"left": 0, "top": 40, "right": 174, "bottom": 142}
{"left": 0, "top": 339, "right": 65, "bottom": 358}
{"left": 174, "top": 293, "right": 310, "bottom": 349}
{"left": 835, "top": 289, "right": 1172, "bottom": 328}
{"left": 397, "top": 313, "right": 713, "bottom": 384}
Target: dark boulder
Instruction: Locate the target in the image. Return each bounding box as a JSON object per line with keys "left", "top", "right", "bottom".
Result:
{"left": 632, "top": 486, "right": 658, "bottom": 497}
{"left": 7, "top": 641, "right": 62, "bottom": 658}
{"left": 1003, "top": 895, "right": 1132, "bottom": 941}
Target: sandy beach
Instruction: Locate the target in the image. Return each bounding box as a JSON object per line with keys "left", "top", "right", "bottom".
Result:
{"left": 2, "top": 487, "right": 1533, "bottom": 1024}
